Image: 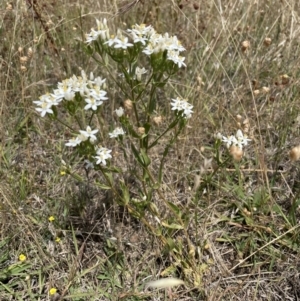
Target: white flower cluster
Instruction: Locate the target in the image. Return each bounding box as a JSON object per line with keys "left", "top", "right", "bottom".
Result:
{"left": 170, "top": 97, "right": 193, "bottom": 119}
{"left": 221, "top": 130, "right": 251, "bottom": 149}
{"left": 65, "top": 126, "right": 98, "bottom": 147}
{"left": 109, "top": 127, "right": 125, "bottom": 138}
{"left": 33, "top": 71, "right": 108, "bottom": 117}
{"left": 85, "top": 18, "right": 110, "bottom": 44}
{"left": 85, "top": 20, "right": 186, "bottom": 68}
{"left": 94, "top": 146, "right": 112, "bottom": 166}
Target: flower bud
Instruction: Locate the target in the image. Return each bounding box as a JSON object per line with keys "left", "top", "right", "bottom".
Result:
{"left": 229, "top": 145, "right": 243, "bottom": 162}
{"left": 241, "top": 40, "right": 250, "bottom": 52}
{"left": 264, "top": 37, "right": 272, "bottom": 46}
{"left": 27, "top": 47, "right": 33, "bottom": 58}
{"left": 137, "top": 127, "right": 145, "bottom": 135}
{"left": 115, "top": 107, "right": 124, "bottom": 117}
{"left": 253, "top": 89, "right": 260, "bottom": 96}
{"left": 281, "top": 74, "right": 289, "bottom": 85}
{"left": 18, "top": 47, "right": 23, "bottom": 53}
{"left": 20, "top": 56, "right": 28, "bottom": 64}
{"left": 289, "top": 146, "right": 300, "bottom": 161}
{"left": 124, "top": 99, "right": 133, "bottom": 111}
{"left": 262, "top": 86, "right": 270, "bottom": 93}
{"left": 20, "top": 65, "right": 27, "bottom": 72}
{"left": 153, "top": 116, "right": 163, "bottom": 126}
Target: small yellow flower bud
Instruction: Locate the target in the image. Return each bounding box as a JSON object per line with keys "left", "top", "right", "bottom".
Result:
{"left": 48, "top": 216, "right": 55, "bottom": 222}
{"left": 241, "top": 40, "right": 250, "bottom": 52}
{"left": 229, "top": 145, "right": 243, "bottom": 162}
{"left": 124, "top": 99, "right": 133, "bottom": 111}
{"left": 264, "top": 37, "right": 272, "bottom": 46}
{"left": 290, "top": 146, "right": 300, "bottom": 161}
{"left": 137, "top": 127, "right": 145, "bottom": 135}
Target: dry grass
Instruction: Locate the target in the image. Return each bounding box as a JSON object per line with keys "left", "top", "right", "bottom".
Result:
{"left": 1, "top": 0, "right": 300, "bottom": 300}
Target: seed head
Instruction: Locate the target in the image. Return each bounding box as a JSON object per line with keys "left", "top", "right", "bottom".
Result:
{"left": 262, "top": 86, "right": 270, "bottom": 93}
{"left": 264, "top": 37, "right": 272, "bottom": 46}
{"left": 20, "top": 65, "right": 27, "bottom": 72}
{"left": 137, "top": 127, "right": 145, "bottom": 135}
{"left": 20, "top": 56, "right": 28, "bottom": 64}
{"left": 27, "top": 47, "right": 33, "bottom": 58}
{"left": 281, "top": 74, "right": 289, "bottom": 85}
{"left": 153, "top": 116, "right": 163, "bottom": 126}
{"left": 289, "top": 146, "right": 300, "bottom": 161}
{"left": 124, "top": 99, "right": 133, "bottom": 111}
{"left": 241, "top": 40, "right": 250, "bottom": 52}
{"left": 229, "top": 145, "right": 243, "bottom": 162}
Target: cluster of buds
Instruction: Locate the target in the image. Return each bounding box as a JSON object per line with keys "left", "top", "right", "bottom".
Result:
{"left": 18, "top": 46, "right": 33, "bottom": 73}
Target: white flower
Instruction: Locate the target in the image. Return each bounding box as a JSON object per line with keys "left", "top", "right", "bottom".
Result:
{"left": 79, "top": 126, "right": 98, "bottom": 142}
{"left": 33, "top": 98, "right": 54, "bottom": 117}
{"left": 89, "top": 86, "right": 108, "bottom": 102}
{"left": 236, "top": 129, "right": 251, "bottom": 147}
{"left": 84, "top": 159, "right": 94, "bottom": 170}
{"left": 84, "top": 97, "right": 102, "bottom": 111}
{"left": 167, "top": 50, "right": 186, "bottom": 68}
{"left": 222, "top": 135, "right": 237, "bottom": 149}
{"left": 65, "top": 137, "right": 82, "bottom": 147}
{"left": 109, "top": 127, "right": 125, "bottom": 138}
{"left": 170, "top": 97, "right": 193, "bottom": 118}
{"left": 113, "top": 37, "right": 133, "bottom": 49}
{"left": 135, "top": 67, "right": 147, "bottom": 81}
{"left": 94, "top": 147, "right": 112, "bottom": 165}
{"left": 142, "top": 44, "right": 154, "bottom": 56}
{"left": 85, "top": 18, "right": 109, "bottom": 43}
{"left": 221, "top": 130, "right": 251, "bottom": 149}
{"left": 115, "top": 107, "right": 124, "bottom": 117}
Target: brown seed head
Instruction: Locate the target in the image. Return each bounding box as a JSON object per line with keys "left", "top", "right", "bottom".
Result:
{"left": 281, "top": 74, "right": 289, "bottom": 85}
{"left": 241, "top": 40, "right": 250, "bottom": 52}
{"left": 262, "top": 86, "right": 270, "bottom": 93}
{"left": 229, "top": 145, "right": 243, "bottom": 162}
{"left": 153, "top": 116, "right": 163, "bottom": 126}
{"left": 27, "top": 47, "right": 33, "bottom": 58}
{"left": 20, "top": 56, "right": 28, "bottom": 64}
{"left": 264, "top": 37, "right": 272, "bottom": 46}
{"left": 253, "top": 89, "right": 260, "bottom": 96}
{"left": 289, "top": 146, "right": 300, "bottom": 161}
{"left": 6, "top": 3, "right": 13, "bottom": 10}
{"left": 137, "top": 127, "right": 145, "bottom": 135}
{"left": 20, "top": 65, "right": 27, "bottom": 72}
{"left": 18, "top": 47, "right": 23, "bottom": 53}
{"left": 124, "top": 99, "right": 133, "bottom": 111}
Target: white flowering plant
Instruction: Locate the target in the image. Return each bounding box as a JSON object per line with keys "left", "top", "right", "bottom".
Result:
{"left": 34, "top": 19, "right": 193, "bottom": 225}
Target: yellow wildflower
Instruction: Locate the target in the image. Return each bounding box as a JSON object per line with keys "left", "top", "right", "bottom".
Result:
{"left": 19, "top": 254, "right": 26, "bottom": 262}
{"left": 48, "top": 216, "right": 55, "bottom": 222}
{"left": 49, "top": 287, "right": 57, "bottom": 295}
